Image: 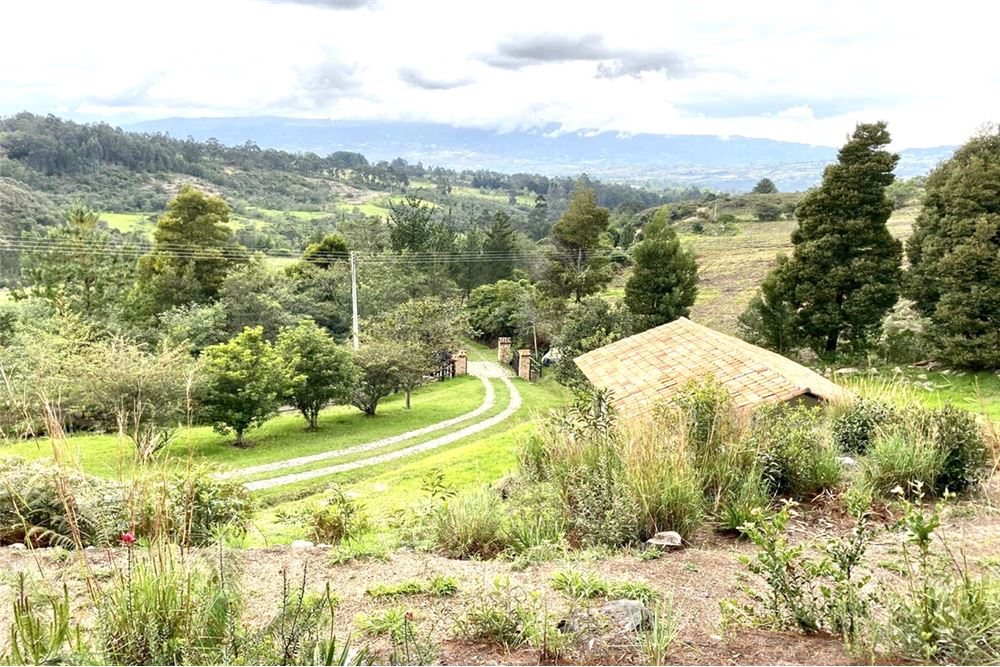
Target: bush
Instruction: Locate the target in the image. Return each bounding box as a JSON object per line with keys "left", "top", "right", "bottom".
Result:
{"left": 309, "top": 487, "right": 369, "bottom": 543}
{"left": 431, "top": 489, "right": 506, "bottom": 559}
{"left": 163, "top": 469, "right": 255, "bottom": 546}
{"left": 911, "top": 405, "right": 989, "bottom": 495}
{"left": 860, "top": 434, "right": 943, "bottom": 498}
{"left": 0, "top": 457, "right": 127, "bottom": 547}
{"left": 832, "top": 398, "right": 898, "bottom": 454}
{"left": 454, "top": 578, "right": 537, "bottom": 651}
{"left": 750, "top": 404, "right": 842, "bottom": 499}
{"left": 550, "top": 569, "right": 660, "bottom": 606}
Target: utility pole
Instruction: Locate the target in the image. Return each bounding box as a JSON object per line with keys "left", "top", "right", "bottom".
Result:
{"left": 350, "top": 251, "right": 360, "bottom": 350}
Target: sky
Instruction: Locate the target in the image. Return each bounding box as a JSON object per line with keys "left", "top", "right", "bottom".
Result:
{"left": 2, "top": 0, "right": 997, "bottom": 148}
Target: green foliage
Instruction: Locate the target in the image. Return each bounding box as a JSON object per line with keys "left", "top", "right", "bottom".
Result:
{"left": 5, "top": 575, "right": 83, "bottom": 665}
{"left": 17, "top": 204, "right": 134, "bottom": 322}
{"left": 303, "top": 233, "right": 349, "bottom": 269}
{"left": 624, "top": 215, "right": 698, "bottom": 330}
{"left": 550, "top": 569, "right": 660, "bottom": 606}
{"left": 545, "top": 182, "right": 614, "bottom": 302}
{"left": 748, "top": 403, "right": 842, "bottom": 499}
{"left": 860, "top": 434, "right": 944, "bottom": 498}
{"left": 202, "top": 326, "right": 290, "bottom": 446}
{"left": 737, "top": 254, "right": 798, "bottom": 353}
{"left": 276, "top": 320, "right": 357, "bottom": 430}
{"left": 752, "top": 178, "right": 778, "bottom": 194}
{"left": 350, "top": 339, "right": 408, "bottom": 416}
{"left": 327, "top": 533, "right": 393, "bottom": 565}
{"left": 754, "top": 201, "right": 782, "bottom": 221}
{"left": 308, "top": 486, "right": 370, "bottom": 543}
{"left": 453, "top": 578, "right": 536, "bottom": 650}
{"left": 749, "top": 123, "right": 903, "bottom": 355}
{"left": 730, "top": 504, "right": 876, "bottom": 645}
{"left": 906, "top": 127, "right": 1000, "bottom": 368}
{"left": 551, "top": 296, "right": 630, "bottom": 385}
{"left": 161, "top": 468, "right": 256, "bottom": 547}
{"left": 131, "top": 186, "right": 246, "bottom": 318}
{"left": 431, "top": 488, "right": 506, "bottom": 559}
{"left": 217, "top": 261, "right": 305, "bottom": 340}
{"left": 365, "top": 576, "right": 458, "bottom": 599}
{"left": 639, "top": 601, "right": 679, "bottom": 666}
{"left": 831, "top": 398, "right": 897, "bottom": 454}
{"left": 387, "top": 197, "right": 437, "bottom": 253}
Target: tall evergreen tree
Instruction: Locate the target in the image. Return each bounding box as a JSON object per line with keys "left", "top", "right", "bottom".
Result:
{"left": 544, "top": 182, "right": 613, "bottom": 302}
{"left": 18, "top": 204, "right": 133, "bottom": 320}
{"left": 744, "top": 122, "right": 902, "bottom": 355}
{"left": 906, "top": 127, "right": 1000, "bottom": 368}
{"left": 131, "top": 186, "right": 245, "bottom": 318}
{"left": 624, "top": 209, "right": 698, "bottom": 330}
{"left": 481, "top": 211, "right": 517, "bottom": 284}
{"left": 752, "top": 178, "right": 778, "bottom": 194}
{"left": 387, "top": 196, "right": 435, "bottom": 253}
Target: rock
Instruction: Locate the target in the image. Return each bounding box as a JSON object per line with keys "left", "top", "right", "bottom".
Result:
{"left": 9, "top": 543, "right": 26, "bottom": 550}
{"left": 291, "top": 540, "right": 314, "bottom": 549}
{"left": 866, "top": 367, "right": 880, "bottom": 375}
{"left": 892, "top": 366, "right": 903, "bottom": 375}
{"left": 837, "top": 455, "right": 858, "bottom": 469}
{"left": 645, "top": 531, "right": 682, "bottom": 550}
{"left": 559, "top": 599, "right": 651, "bottom": 638}
{"left": 834, "top": 367, "right": 860, "bottom": 375}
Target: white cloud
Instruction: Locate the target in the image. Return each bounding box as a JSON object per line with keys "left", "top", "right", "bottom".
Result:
{"left": 0, "top": 0, "right": 997, "bottom": 147}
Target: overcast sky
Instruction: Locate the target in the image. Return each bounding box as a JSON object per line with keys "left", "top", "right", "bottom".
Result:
{"left": 2, "top": 0, "right": 996, "bottom": 148}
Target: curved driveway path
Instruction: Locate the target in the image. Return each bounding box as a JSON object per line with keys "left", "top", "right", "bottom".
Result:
{"left": 239, "top": 363, "right": 521, "bottom": 491}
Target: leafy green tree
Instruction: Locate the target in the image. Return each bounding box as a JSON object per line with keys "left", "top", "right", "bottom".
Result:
{"left": 544, "top": 183, "right": 613, "bottom": 302}
{"left": 201, "top": 327, "right": 288, "bottom": 446}
{"left": 454, "top": 227, "right": 486, "bottom": 296}
{"left": 368, "top": 297, "right": 468, "bottom": 408}
{"left": 302, "top": 233, "right": 349, "bottom": 269}
{"left": 906, "top": 128, "right": 1000, "bottom": 368}
{"left": 131, "top": 186, "right": 246, "bottom": 318}
{"left": 351, "top": 339, "right": 408, "bottom": 416}
{"left": 752, "top": 178, "right": 778, "bottom": 194}
{"left": 553, "top": 296, "right": 632, "bottom": 386}
{"left": 748, "top": 122, "right": 902, "bottom": 355}
{"left": 468, "top": 279, "right": 538, "bottom": 342}
{"left": 276, "top": 320, "right": 357, "bottom": 429}
{"left": 218, "top": 261, "right": 306, "bottom": 339}
{"left": 624, "top": 210, "right": 698, "bottom": 330}
{"left": 18, "top": 204, "right": 134, "bottom": 321}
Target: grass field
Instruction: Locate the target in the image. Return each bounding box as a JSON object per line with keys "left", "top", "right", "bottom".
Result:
{"left": 0, "top": 376, "right": 485, "bottom": 479}
{"left": 100, "top": 211, "right": 155, "bottom": 233}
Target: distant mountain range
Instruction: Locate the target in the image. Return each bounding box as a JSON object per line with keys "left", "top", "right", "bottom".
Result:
{"left": 124, "top": 117, "right": 955, "bottom": 191}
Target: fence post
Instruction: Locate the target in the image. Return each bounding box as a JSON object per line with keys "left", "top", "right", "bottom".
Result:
{"left": 497, "top": 337, "right": 511, "bottom": 363}
{"left": 516, "top": 349, "right": 533, "bottom": 381}
{"left": 452, "top": 350, "right": 467, "bottom": 377}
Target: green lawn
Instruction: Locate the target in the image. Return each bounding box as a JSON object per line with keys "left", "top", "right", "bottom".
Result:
{"left": 0, "top": 376, "right": 485, "bottom": 479}
{"left": 463, "top": 338, "right": 496, "bottom": 362}
{"left": 334, "top": 202, "right": 391, "bottom": 218}
{"left": 846, "top": 368, "right": 1000, "bottom": 422}
{"left": 100, "top": 212, "right": 156, "bottom": 233}
{"left": 247, "top": 207, "right": 332, "bottom": 221}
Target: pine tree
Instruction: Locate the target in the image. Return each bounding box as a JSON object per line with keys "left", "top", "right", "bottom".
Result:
{"left": 906, "top": 127, "right": 1000, "bottom": 368}
{"left": 624, "top": 209, "right": 698, "bottom": 330}
{"left": 544, "top": 182, "right": 613, "bottom": 302}
{"left": 746, "top": 122, "right": 902, "bottom": 355}
{"left": 481, "top": 211, "right": 517, "bottom": 284}
{"left": 752, "top": 178, "right": 778, "bottom": 194}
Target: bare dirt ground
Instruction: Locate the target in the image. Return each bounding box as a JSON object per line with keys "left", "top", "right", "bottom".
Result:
{"left": 3, "top": 495, "right": 998, "bottom": 665}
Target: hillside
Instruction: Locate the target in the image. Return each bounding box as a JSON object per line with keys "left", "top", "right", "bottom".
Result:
{"left": 124, "top": 116, "right": 956, "bottom": 191}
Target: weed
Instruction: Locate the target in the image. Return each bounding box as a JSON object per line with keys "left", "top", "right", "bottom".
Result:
{"left": 328, "top": 533, "right": 392, "bottom": 565}
{"left": 454, "top": 577, "right": 536, "bottom": 650}
{"left": 639, "top": 600, "right": 679, "bottom": 665}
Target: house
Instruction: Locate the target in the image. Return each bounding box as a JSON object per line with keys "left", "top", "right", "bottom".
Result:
{"left": 573, "top": 317, "right": 852, "bottom": 416}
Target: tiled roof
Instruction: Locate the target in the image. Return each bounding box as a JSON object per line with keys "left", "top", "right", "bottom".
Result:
{"left": 574, "top": 317, "right": 852, "bottom": 415}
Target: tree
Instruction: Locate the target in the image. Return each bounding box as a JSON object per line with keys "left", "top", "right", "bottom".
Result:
{"left": 201, "top": 327, "right": 288, "bottom": 446}
{"left": 351, "top": 339, "right": 408, "bottom": 416}
{"left": 368, "top": 297, "right": 468, "bottom": 408}
{"left": 388, "top": 197, "right": 436, "bottom": 253}
{"left": 552, "top": 296, "right": 632, "bottom": 386}
{"left": 84, "top": 338, "right": 196, "bottom": 460}
{"left": 131, "top": 186, "right": 246, "bottom": 317}
{"left": 468, "top": 279, "right": 538, "bottom": 342}
{"left": 752, "top": 178, "right": 778, "bottom": 194}
{"left": 906, "top": 127, "right": 1000, "bottom": 368}
{"left": 480, "top": 211, "right": 518, "bottom": 284}
{"left": 18, "top": 204, "right": 134, "bottom": 321}
{"left": 747, "top": 122, "right": 902, "bottom": 355}
{"left": 276, "top": 320, "right": 357, "bottom": 429}
{"left": 737, "top": 254, "right": 798, "bottom": 353}
{"left": 218, "top": 261, "right": 306, "bottom": 339}
{"left": 754, "top": 201, "right": 782, "bottom": 222}
{"left": 624, "top": 210, "right": 698, "bottom": 330}
{"left": 544, "top": 183, "right": 613, "bottom": 302}
{"left": 302, "top": 233, "right": 349, "bottom": 269}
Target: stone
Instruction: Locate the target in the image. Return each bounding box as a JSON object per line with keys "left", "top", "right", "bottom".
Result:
{"left": 291, "top": 539, "right": 314, "bottom": 549}
{"left": 837, "top": 455, "right": 858, "bottom": 469}
{"left": 559, "top": 599, "right": 651, "bottom": 638}
{"left": 834, "top": 367, "right": 860, "bottom": 375}
{"left": 645, "top": 531, "right": 683, "bottom": 550}
{"left": 9, "top": 543, "right": 26, "bottom": 550}
{"left": 599, "top": 599, "right": 650, "bottom": 633}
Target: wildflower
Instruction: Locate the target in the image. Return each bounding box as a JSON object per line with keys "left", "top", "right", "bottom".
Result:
{"left": 120, "top": 532, "right": 136, "bottom": 546}
{"left": 405, "top": 611, "right": 414, "bottom": 622}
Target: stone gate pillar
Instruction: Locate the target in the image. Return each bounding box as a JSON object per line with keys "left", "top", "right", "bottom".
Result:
{"left": 497, "top": 337, "right": 511, "bottom": 363}
{"left": 452, "top": 350, "right": 467, "bottom": 376}
{"left": 517, "top": 349, "right": 533, "bottom": 381}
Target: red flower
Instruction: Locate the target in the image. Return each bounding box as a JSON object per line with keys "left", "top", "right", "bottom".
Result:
{"left": 120, "top": 532, "right": 136, "bottom": 546}
{"left": 405, "top": 611, "right": 414, "bottom": 622}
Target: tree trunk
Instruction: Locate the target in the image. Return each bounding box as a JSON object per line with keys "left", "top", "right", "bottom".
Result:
{"left": 825, "top": 329, "right": 839, "bottom": 353}
{"left": 308, "top": 409, "right": 318, "bottom": 431}
{"left": 405, "top": 388, "right": 412, "bottom": 410}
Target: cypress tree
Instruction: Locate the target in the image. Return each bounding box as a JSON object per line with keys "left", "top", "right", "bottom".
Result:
{"left": 624, "top": 208, "right": 698, "bottom": 330}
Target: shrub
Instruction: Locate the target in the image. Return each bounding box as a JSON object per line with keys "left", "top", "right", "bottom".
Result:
{"left": 861, "top": 433, "right": 942, "bottom": 498}
{"left": 550, "top": 569, "right": 660, "bottom": 606}
{"left": 832, "top": 398, "right": 898, "bottom": 454}
{"left": 309, "top": 487, "right": 369, "bottom": 543}
{"left": 454, "top": 578, "right": 536, "bottom": 650}
{"left": 911, "top": 405, "right": 989, "bottom": 495}
{"left": 431, "top": 488, "right": 506, "bottom": 559}
{"left": 163, "top": 469, "right": 255, "bottom": 546}
{"left": 365, "top": 576, "right": 458, "bottom": 599}
{"left": 717, "top": 467, "right": 773, "bottom": 535}
{"left": 328, "top": 533, "right": 393, "bottom": 565}
{"left": 0, "top": 457, "right": 127, "bottom": 548}
{"left": 750, "top": 404, "right": 842, "bottom": 499}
